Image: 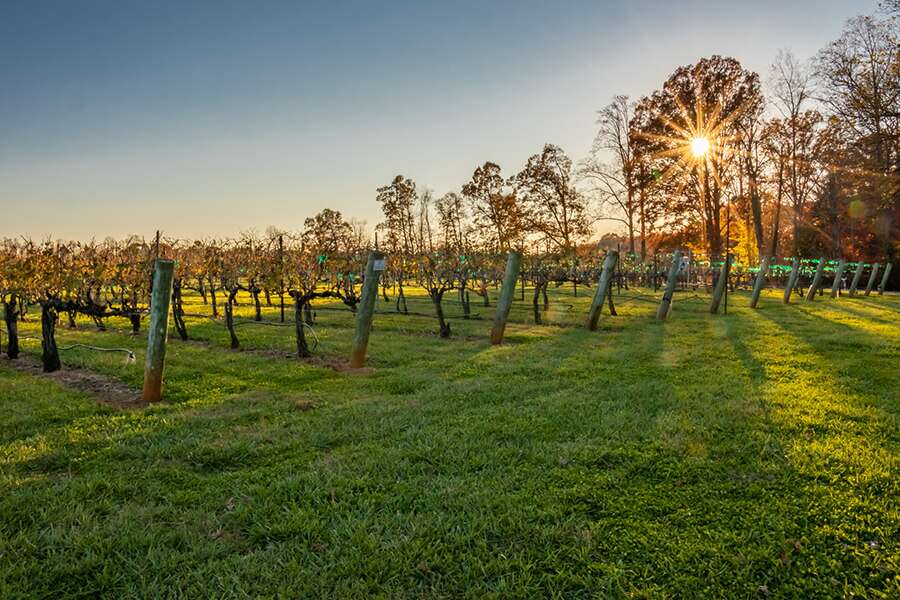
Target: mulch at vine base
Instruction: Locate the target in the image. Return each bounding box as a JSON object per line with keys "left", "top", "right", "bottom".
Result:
{"left": 2, "top": 356, "right": 146, "bottom": 409}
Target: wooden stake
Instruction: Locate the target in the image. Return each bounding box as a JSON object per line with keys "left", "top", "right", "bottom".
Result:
{"left": 749, "top": 255, "right": 769, "bottom": 308}
{"left": 878, "top": 263, "right": 892, "bottom": 295}
{"left": 783, "top": 257, "right": 800, "bottom": 304}
{"left": 656, "top": 250, "right": 683, "bottom": 321}
{"left": 849, "top": 260, "right": 865, "bottom": 296}
{"left": 586, "top": 251, "right": 618, "bottom": 331}
{"left": 830, "top": 258, "right": 845, "bottom": 298}
{"left": 709, "top": 254, "right": 731, "bottom": 314}
{"left": 350, "top": 251, "right": 385, "bottom": 368}
{"left": 864, "top": 263, "right": 880, "bottom": 296}
{"left": 805, "top": 257, "right": 826, "bottom": 301}
{"left": 491, "top": 251, "right": 522, "bottom": 345}
{"left": 142, "top": 259, "right": 175, "bottom": 402}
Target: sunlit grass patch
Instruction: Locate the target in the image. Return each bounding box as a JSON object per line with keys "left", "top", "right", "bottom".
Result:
{"left": 1, "top": 288, "right": 898, "bottom": 597}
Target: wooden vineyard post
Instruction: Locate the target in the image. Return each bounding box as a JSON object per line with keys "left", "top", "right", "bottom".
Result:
{"left": 656, "top": 250, "right": 682, "bottom": 321}
{"left": 586, "top": 251, "right": 618, "bottom": 331}
{"left": 142, "top": 259, "right": 175, "bottom": 403}
{"left": 709, "top": 254, "right": 731, "bottom": 314}
{"left": 805, "top": 257, "right": 827, "bottom": 301}
{"left": 830, "top": 259, "right": 846, "bottom": 298}
{"left": 783, "top": 257, "right": 800, "bottom": 304}
{"left": 849, "top": 261, "right": 865, "bottom": 296}
{"left": 350, "top": 251, "right": 386, "bottom": 368}
{"left": 878, "top": 263, "right": 893, "bottom": 295}
{"left": 864, "top": 263, "right": 880, "bottom": 296}
{"left": 749, "top": 255, "right": 769, "bottom": 308}
{"left": 491, "top": 250, "right": 522, "bottom": 345}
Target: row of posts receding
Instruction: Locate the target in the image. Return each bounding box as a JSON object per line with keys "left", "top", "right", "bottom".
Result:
{"left": 142, "top": 251, "right": 893, "bottom": 402}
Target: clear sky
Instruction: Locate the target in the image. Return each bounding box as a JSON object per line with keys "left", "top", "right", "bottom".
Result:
{"left": 0, "top": 0, "right": 878, "bottom": 240}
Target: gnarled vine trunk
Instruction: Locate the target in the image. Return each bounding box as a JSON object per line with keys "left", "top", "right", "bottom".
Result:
{"left": 293, "top": 294, "right": 311, "bottom": 358}
{"left": 396, "top": 284, "right": 408, "bottom": 314}
{"left": 225, "top": 288, "right": 240, "bottom": 349}
{"left": 251, "top": 283, "right": 262, "bottom": 322}
{"left": 3, "top": 297, "right": 20, "bottom": 359}
{"left": 432, "top": 290, "right": 451, "bottom": 338}
{"left": 607, "top": 282, "right": 617, "bottom": 316}
{"left": 208, "top": 277, "right": 219, "bottom": 317}
{"left": 129, "top": 312, "right": 141, "bottom": 334}
{"left": 532, "top": 283, "right": 543, "bottom": 325}
{"left": 41, "top": 302, "right": 61, "bottom": 372}
{"left": 172, "top": 279, "right": 188, "bottom": 341}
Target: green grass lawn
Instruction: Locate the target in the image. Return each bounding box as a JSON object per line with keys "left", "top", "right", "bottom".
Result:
{"left": 1, "top": 286, "right": 898, "bottom": 598}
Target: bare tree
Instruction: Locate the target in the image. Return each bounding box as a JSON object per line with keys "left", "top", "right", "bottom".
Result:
{"left": 435, "top": 192, "right": 467, "bottom": 252}
{"left": 581, "top": 96, "right": 640, "bottom": 255}
{"left": 769, "top": 50, "right": 824, "bottom": 255}
{"left": 376, "top": 175, "right": 417, "bottom": 255}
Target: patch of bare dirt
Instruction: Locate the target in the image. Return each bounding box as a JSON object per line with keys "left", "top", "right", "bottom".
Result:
{"left": 224, "top": 346, "right": 375, "bottom": 375}
{"left": 306, "top": 354, "right": 375, "bottom": 374}
{"left": 3, "top": 356, "right": 146, "bottom": 409}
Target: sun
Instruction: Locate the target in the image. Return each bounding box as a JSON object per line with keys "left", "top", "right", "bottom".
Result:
{"left": 691, "top": 136, "right": 710, "bottom": 158}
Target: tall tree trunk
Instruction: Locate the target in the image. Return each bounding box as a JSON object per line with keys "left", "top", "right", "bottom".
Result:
{"left": 769, "top": 163, "right": 784, "bottom": 257}
{"left": 749, "top": 181, "right": 765, "bottom": 258}
{"left": 627, "top": 189, "right": 636, "bottom": 255}
{"left": 639, "top": 175, "right": 648, "bottom": 262}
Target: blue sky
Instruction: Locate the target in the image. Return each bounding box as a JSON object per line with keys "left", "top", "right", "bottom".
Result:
{"left": 0, "top": 0, "right": 877, "bottom": 240}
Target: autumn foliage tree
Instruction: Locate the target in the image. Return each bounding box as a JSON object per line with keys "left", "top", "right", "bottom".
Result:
{"left": 514, "top": 144, "right": 590, "bottom": 255}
